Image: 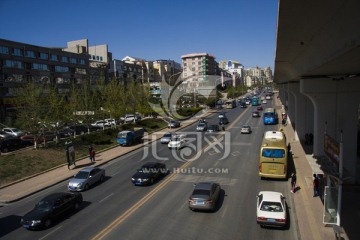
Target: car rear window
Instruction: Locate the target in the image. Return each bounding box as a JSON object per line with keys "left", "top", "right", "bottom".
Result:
{"left": 260, "top": 201, "right": 283, "bottom": 212}
{"left": 192, "top": 189, "right": 210, "bottom": 196}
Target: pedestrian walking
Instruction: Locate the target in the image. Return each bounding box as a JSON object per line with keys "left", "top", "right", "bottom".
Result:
{"left": 90, "top": 149, "right": 96, "bottom": 162}
{"left": 88, "top": 145, "right": 94, "bottom": 162}
{"left": 313, "top": 174, "right": 319, "bottom": 197}
{"left": 291, "top": 172, "right": 297, "bottom": 193}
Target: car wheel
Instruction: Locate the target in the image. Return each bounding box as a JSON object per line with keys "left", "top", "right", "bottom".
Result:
{"left": 73, "top": 202, "right": 80, "bottom": 210}
{"left": 84, "top": 184, "right": 89, "bottom": 191}
{"left": 44, "top": 219, "right": 52, "bottom": 229}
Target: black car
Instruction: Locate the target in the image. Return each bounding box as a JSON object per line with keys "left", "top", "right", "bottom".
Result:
{"left": 0, "top": 137, "right": 32, "bottom": 153}
{"left": 207, "top": 124, "right": 220, "bottom": 133}
{"left": 131, "top": 162, "right": 167, "bottom": 186}
{"left": 58, "top": 128, "right": 75, "bottom": 138}
{"left": 219, "top": 117, "right": 229, "bottom": 125}
{"left": 21, "top": 192, "right": 83, "bottom": 230}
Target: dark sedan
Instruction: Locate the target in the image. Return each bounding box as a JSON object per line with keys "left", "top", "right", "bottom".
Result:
{"left": 219, "top": 117, "right": 229, "bottom": 125}
{"left": 207, "top": 124, "right": 220, "bottom": 133}
{"left": 131, "top": 162, "right": 167, "bottom": 186}
{"left": 0, "top": 137, "right": 32, "bottom": 153}
{"left": 21, "top": 192, "right": 83, "bottom": 230}
{"left": 168, "top": 120, "right": 180, "bottom": 128}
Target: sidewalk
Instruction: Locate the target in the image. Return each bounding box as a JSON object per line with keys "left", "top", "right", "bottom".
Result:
{"left": 275, "top": 95, "right": 344, "bottom": 240}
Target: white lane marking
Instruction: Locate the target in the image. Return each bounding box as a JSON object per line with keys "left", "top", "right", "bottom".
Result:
{"left": 38, "top": 226, "right": 62, "bottom": 240}
{"left": 99, "top": 193, "right": 114, "bottom": 203}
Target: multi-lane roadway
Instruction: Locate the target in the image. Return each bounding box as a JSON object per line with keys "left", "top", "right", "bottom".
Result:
{"left": 0, "top": 98, "right": 300, "bottom": 240}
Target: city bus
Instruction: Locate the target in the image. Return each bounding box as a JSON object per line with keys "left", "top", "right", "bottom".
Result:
{"left": 263, "top": 107, "right": 278, "bottom": 125}
{"left": 259, "top": 131, "right": 288, "bottom": 179}
{"left": 225, "top": 100, "right": 236, "bottom": 109}
{"left": 252, "top": 97, "right": 259, "bottom": 106}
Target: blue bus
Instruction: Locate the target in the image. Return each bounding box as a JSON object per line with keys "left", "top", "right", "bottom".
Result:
{"left": 252, "top": 97, "right": 259, "bottom": 106}
{"left": 263, "top": 108, "right": 278, "bottom": 125}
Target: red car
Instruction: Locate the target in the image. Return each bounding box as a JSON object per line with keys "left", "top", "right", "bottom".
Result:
{"left": 257, "top": 105, "right": 263, "bottom": 111}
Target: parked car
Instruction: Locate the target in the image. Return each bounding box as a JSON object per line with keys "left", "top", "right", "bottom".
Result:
{"left": 119, "top": 114, "right": 141, "bottom": 124}
{"left": 188, "top": 182, "right": 221, "bottom": 212}
{"left": 0, "top": 130, "right": 12, "bottom": 139}
{"left": 196, "top": 122, "right": 208, "bottom": 131}
{"left": 58, "top": 128, "right": 75, "bottom": 138}
{"left": 91, "top": 120, "right": 110, "bottom": 128}
{"left": 20, "top": 131, "right": 59, "bottom": 143}
{"left": 2, "top": 127, "right": 24, "bottom": 137}
{"left": 160, "top": 132, "right": 175, "bottom": 144}
{"left": 219, "top": 117, "right": 229, "bottom": 125}
{"left": 252, "top": 111, "right": 261, "bottom": 118}
{"left": 105, "top": 118, "right": 116, "bottom": 126}
{"left": 68, "top": 167, "right": 105, "bottom": 191}
{"left": 131, "top": 162, "right": 167, "bottom": 186}
{"left": 168, "top": 134, "right": 186, "bottom": 149}
{"left": 241, "top": 125, "right": 252, "bottom": 134}
{"left": 21, "top": 192, "right": 83, "bottom": 230}
{"left": 207, "top": 124, "right": 220, "bottom": 133}
{"left": 168, "top": 120, "right": 180, "bottom": 128}
{"left": 256, "top": 191, "right": 287, "bottom": 228}
{"left": 0, "top": 137, "right": 32, "bottom": 153}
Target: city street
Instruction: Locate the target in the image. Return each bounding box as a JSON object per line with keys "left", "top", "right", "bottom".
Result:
{"left": 0, "top": 99, "right": 300, "bottom": 240}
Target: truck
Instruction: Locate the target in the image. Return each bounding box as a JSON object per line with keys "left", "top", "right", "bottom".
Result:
{"left": 117, "top": 127, "right": 144, "bottom": 146}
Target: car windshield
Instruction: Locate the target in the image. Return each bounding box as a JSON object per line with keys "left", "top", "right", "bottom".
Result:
{"left": 74, "top": 171, "right": 89, "bottom": 179}
{"left": 171, "top": 136, "right": 181, "bottom": 141}
{"left": 208, "top": 125, "right": 217, "bottom": 130}
{"left": 163, "top": 133, "right": 172, "bottom": 138}
{"left": 198, "top": 123, "right": 205, "bottom": 127}
{"left": 117, "top": 132, "right": 128, "bottom": 138}
{"left": 260, "top": 201, "right": 283, "bottom": 212}
{"left": 35, "top": 200, "right": 53, "bottom": 211}
{"left": 262, "top": 149, "right": 285, "bottom": 158}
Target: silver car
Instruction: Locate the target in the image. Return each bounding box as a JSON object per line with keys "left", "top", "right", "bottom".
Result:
{"left": 68, "top": 167, "right": 105, "bottom": 191}
{"left": 160, "top": 132, "right": 175, "bottom": 144}
{"left": 188, "top": 182, "right": 221, "bottom": 212}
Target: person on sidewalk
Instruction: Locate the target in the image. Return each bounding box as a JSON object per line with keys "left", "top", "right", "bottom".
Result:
{"left": 88, "top": 145, "right": 93, "bottom": 162}
{"left": 90, "top": 149, "right": 96, "bottom": 162}
{"left": 291, "top": 172, "right": 297, "bottom": 193}
{"left": 313, "top": 174, "right": 319, "bottom": 197}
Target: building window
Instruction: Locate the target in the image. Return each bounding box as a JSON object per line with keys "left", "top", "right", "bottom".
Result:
{"left": 51, "top": 54, "right": 58, "bottom": 61}
{"left": 79, "top": 59, "right": 86, "bottom": 65}
{"left": 192, "top": 62, "right": 195, "bottom": 65}
{"left": 4, "top": 73, "right": 23, "bottom": 82}
{"left": 4, "top": 60, "right": 24, "bottom": 69}
{"left": 12, "top": 48, "right": 23, "bottom": 56}
{"left": 192, "top": 67, "right": 195, "bottom": 71}
{"left": 183, "top": 73, "right": 187, "bottom": 77}
{"left": 183, "top": 63, "right": 187, "bottom": 67}
{"left": 39, "top": 52, "right": 49, "bottom": 60}
{"left": 61, "top": 56, "right": 68, "bottom": 62}
{"left": 0, "top": 46, "right": 9, "bottom": 54}
{"left": 198, "top": 61, "right": 202, "bottom": 65}
{"left": 25, "top": 50, "right": 36, "bottom": 58}
{"left": 55, "top": 66, "right": 69, "bottom": 72}
{"left": 69, "top": 57, "right": 77, "bottom": 64}
{"left": 75, "top": 68, "right": 86, "bottom": 74}
{"left": 32, "top": 63, "right": 49, "bottom": 71}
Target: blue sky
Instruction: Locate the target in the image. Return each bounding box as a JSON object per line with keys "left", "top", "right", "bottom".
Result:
{"left": 0, "top": 0, "right": 278, "bottom": 70}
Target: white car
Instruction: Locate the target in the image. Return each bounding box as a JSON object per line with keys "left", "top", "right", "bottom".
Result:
{"left": 196, "top": 122, "right": 207, "bottom": 131}
{"left": 240, "top": 125, "right": 252, "bottom": 134}
{"left": 256, "top": 191, "right": 287, "bottom": 228}
{"left": 262, "top": 100, "right": 267, "bottom": 104}
{"left": 168, "top": 134, "right": 186, "bottom": 149}
{"left": 91, "top": 120, "right": 111, "bottom": 128}
{"left": 2, "top": 127, "right": 24, "bottom": 137}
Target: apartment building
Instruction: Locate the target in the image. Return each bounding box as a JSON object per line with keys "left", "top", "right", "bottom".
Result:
{"left": 181, "top": 53, "right": 218, "bottom": 82}
{"left": 0, "top": 38, "right": 90, "bottom": 123}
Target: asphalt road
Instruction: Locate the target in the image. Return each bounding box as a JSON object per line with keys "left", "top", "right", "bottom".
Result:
{"left": 0, "top": 98, "right": 300, "bottom": 240}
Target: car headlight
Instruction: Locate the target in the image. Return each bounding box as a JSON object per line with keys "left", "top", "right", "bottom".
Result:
{"left": 32, "top": 220, "right": 42, "bottom": 225}
{"left": 131, "top": 178, "right": 135, "bottom": 181}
